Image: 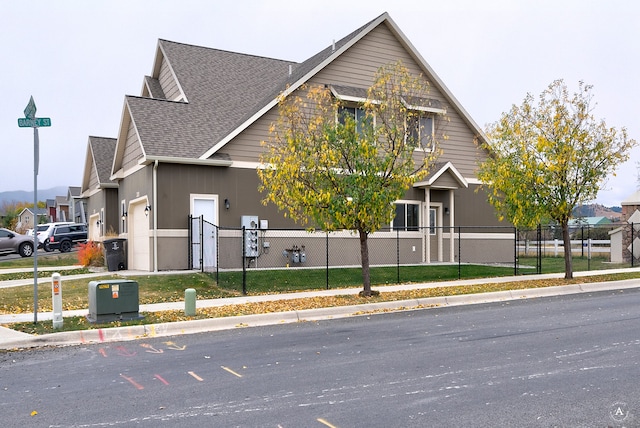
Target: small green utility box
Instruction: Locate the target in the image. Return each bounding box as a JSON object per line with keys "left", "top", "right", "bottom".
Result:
{"left": 87, "top": 280, "right": 143, "bottom": 323}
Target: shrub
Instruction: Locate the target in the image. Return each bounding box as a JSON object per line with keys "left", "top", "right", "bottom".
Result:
{"left": 77, "top": 241, "right": 104, "bottom": 267}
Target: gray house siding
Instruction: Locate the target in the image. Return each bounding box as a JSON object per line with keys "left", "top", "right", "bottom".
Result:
{"left": 122, "top": 119, "right": 143, "bottom": 172}
{"left": 100, "top": 14, "right": 514, "bottom": 272}
{"left": 158, "top": 55, "right": 182, "bottom": 101}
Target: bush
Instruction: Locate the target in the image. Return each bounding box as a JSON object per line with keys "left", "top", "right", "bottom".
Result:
{"left": 77, "top": 241, "right": 104, "bottom": 267}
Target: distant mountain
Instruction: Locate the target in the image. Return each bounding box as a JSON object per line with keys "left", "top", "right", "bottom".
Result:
{"left": 0, "top": 186, "right": 69, "bottom": 206}
{"left": 573, "top": 203, "right": 622, "bottom": 220}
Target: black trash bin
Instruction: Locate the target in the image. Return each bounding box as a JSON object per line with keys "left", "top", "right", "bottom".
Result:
{"left": 103, "top": 238, "right": 127, "bottom": 271}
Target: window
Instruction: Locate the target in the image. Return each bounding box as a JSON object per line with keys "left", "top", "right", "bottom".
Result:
{"left": 408, "top": 115, "right": 434, "bottom": 151}
{"left": 393, "top": 202, "right": 419, "bottom": 231}
{"left": 338, "top": 106, "right": 366, "bottom": 134}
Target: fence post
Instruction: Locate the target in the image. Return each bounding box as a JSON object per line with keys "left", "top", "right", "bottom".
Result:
{"left": 514, "top": 227, "right": 518, "bottom": 276}
{"left": 215, "top": 225, "right": 220, "bottom": 284}
{"left": 537, "top": 224, "right": 542, "bottom": 274}
{"left": 188, "top": 215, "right": 193, "bottom": 270}
{"left": 199, "top": 215, "right": 204, "bottom": 273}
{"left": 457, "top": 226, "right": 461, "bottom": 279}
{"left": 242, "top": 226, "right": 247, "bottom": 295}
{"left": 396, "top": 228, "right": 400, "bottom": 284}
{"left": 326, "top": 231, "right": 329, "bottom": 290}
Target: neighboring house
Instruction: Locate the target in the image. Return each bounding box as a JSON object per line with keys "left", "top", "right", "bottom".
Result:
{"left": 621, "top": 190, "right": 640, "bottom": 262}
{"left": 16, "top": 207, "right": 48, "bottom": 232}
{"left": 81, "top": 12, "right": 509, "bottom": 272}
{"left": 67, "top": 186, "right": 86, "bottom": 224}
{"left": 45, "top": 199, "right": 56, "bottom": 222}
{"left": 80, "top": 136, "right": 119, "bottom": 241}
{"left": 568, "top": 216, "right": 613, "bottom": 228}
{"left": 55, "top": 196, "right": 69, "bottom": 222}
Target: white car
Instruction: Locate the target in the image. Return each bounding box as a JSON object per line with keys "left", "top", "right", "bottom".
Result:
{"left": 36, "top": 222, "right": 73, "bottom": 251}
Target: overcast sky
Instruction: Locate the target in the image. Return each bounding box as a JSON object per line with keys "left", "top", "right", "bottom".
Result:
{"left": 1, "top": 0, "right": 638, "bottom": 207}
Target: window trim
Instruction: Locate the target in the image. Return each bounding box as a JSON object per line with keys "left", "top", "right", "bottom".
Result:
{"left": 392, "top": 200, "right": 421, "bottom": 231}
{"left": 407, "top": 115, "right": 435, "bottom": 152}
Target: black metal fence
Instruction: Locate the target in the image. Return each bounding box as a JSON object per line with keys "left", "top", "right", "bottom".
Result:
{"left": 188, "top": 217, "right": 638, "bottom": 294}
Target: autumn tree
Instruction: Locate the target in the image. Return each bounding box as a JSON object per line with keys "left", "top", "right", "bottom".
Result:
{"left": 258, "top": 62, "right": 444, "bottom": 295}
{"left": 477, "top": 79, "right": 637, "bottom": 279}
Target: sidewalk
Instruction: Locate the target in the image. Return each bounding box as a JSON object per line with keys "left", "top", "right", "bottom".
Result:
{"left": 1, "top": 267, "right": 639, "bottom": 350}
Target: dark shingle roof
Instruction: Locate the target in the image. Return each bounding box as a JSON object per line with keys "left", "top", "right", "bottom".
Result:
{"left": 131, "top": 41, "right": 296, "bottom": 159}
{"left": 144, "top": 76, "right": 166, "bottom": 99}
{"left": 89, "top": 136, "right": 117, "bottom": 184}
{"left": 128, "top": 14, "right": 383, "bottom": 161}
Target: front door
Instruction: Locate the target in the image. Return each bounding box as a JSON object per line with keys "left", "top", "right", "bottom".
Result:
{"left": 192, "top": 196, "right": 217, "bottom": 271}
{"left": 129, "top": 201, "right": 150, "bottom": 271}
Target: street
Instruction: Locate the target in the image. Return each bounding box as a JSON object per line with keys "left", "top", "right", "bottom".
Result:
{"left": 1, "top": 287, "right": 640, "bottom": 427}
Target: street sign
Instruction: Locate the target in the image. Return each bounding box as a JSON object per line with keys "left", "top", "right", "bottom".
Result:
{"left": 24, "top": 96, "right": 36, "bottom": 120}
{"left": 18, "top": 117, "right": 51, "bottom": 128}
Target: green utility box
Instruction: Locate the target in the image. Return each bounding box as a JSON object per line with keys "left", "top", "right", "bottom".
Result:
{"left": 87, "top": 280, "right": 143, "bottom": 323}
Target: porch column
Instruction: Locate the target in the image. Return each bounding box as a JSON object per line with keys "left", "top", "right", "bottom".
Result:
{"left": 449, "top": 189, "right": 455, "bottom": 262}
{"left": 425, "top": 187, "right": 431, "bottom": 263}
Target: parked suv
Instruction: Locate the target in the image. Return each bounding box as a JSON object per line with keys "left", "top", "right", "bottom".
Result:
{"left": 37, "top": 222, "right": 73, "bottom": 251}
{"left": 0, "top": 228, "right": 35, "bottom": 257}
{"left": 45, "top": 223, "right": 88, "bottom": 253}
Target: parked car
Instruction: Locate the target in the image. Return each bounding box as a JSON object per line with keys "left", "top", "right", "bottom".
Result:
{"left": 45, "top": 223, "right": 88, "bottom": 253}
{"left": 37, "top": 222, "right": 73, "bottom": 251}
{"left": 0, "top": 228, "right": 35, "bottom": 257}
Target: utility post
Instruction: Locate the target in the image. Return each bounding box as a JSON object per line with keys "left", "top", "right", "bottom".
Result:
{"left": 18, "top": 96, "right": 51, "bottom": 324}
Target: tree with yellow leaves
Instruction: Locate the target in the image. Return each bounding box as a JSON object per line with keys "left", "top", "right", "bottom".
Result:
{"left": 258, "top": 62, "right": 444, "bottom": 295}
{"left": 477, "top": 80, "right": 636, "bottom": 279}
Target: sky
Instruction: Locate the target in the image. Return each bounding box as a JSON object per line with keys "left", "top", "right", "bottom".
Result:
{"left": 1, "top": 0, "right": 638, "bottom": 207}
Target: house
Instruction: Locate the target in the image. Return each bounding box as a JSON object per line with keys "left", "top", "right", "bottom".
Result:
{"left": 81, "top": 136, "right": 119, "bottom": 241}
{"left": 16, "top": 207, "right": 48, "bottom": 232}
{"left": 45, "top": 199, "right": 56, "bottom": 222}
{"left": 568, "top": 216, "right": 613, "bottom": 228}
{"left": 67, "top": 186, "right": 86, "bottom": 224}
{"left": 54, "top": 196, "right": 70, "bottom": 222}
{"left": 81, "top": 12, "right": 510, "bottom": 272}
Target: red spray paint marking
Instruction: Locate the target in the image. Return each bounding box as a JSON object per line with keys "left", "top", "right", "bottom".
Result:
{"left": 99, "top": 348, "right": 108, "bottom": 358}
{"left": 120, "top": 374, "right": 144, "bottom": 390}
{"left": 116, "top": 346, "right": 137, "bottom": 357}
{"left": 98, "top": 329, "right": 105, "bottom": 342}
{"left": 154, "top": 374, "right": 170, "bottom": 385}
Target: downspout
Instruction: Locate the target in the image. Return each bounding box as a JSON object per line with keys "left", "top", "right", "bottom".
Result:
{"left": 153, "top": 160, "right": 158, "bottom": 272}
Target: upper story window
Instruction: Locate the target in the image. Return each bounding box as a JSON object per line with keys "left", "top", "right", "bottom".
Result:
{"left": 338, "top": 106, "right": 366, "bottom": 134}
{"left": 408, "top": 115, "right": 434, "bottom": 151}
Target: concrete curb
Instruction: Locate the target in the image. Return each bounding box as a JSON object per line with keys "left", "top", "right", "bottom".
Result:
{"left": 1, "top": 277, "right": 638, "bottom": 350}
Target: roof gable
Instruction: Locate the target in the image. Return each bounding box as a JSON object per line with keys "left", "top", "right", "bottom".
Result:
{"left": 81, "top": 136, "right": 117, "bottom": 194}
{"left": 111, "top": 12, "right": 488, "bottom": 171}
{"left": 414, "top": 162, "right": 468, "bottom": 189}
{"left": 202, "top": 12, "right": 488, "bottom": 159}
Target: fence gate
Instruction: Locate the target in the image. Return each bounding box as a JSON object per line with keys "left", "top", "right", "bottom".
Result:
{"left": 189, "top": 215, "right": 217, "bottom": 272}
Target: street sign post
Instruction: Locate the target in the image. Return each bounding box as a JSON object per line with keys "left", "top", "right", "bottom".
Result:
{"left": 17, "top": 96, "right": 51, "bottom": 324}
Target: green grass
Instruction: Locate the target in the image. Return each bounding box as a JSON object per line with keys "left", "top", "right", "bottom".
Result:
{"left": 7, "top": 270, "right": 640, "bottom": 336}
{"left": 0, "top": 253, "right": 80, "bottom": 268}
{"left": 216, "top": 263, "right": 519, "bottom": 294}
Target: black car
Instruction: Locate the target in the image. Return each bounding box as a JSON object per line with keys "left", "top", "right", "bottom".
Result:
{"left": 45, "top": 223, "right": 88, "bottom": 252}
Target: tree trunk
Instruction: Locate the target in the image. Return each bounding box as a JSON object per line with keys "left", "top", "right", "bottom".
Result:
{"left": 359, "top": 230, "right": 372, "bottom": 296}
{"left": 561, "top": 220, "right": 573, "bottom": 279}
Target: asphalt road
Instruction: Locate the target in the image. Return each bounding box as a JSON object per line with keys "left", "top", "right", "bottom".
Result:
{"left": 1, "top": 288, "right": 639, "bottom": 427}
